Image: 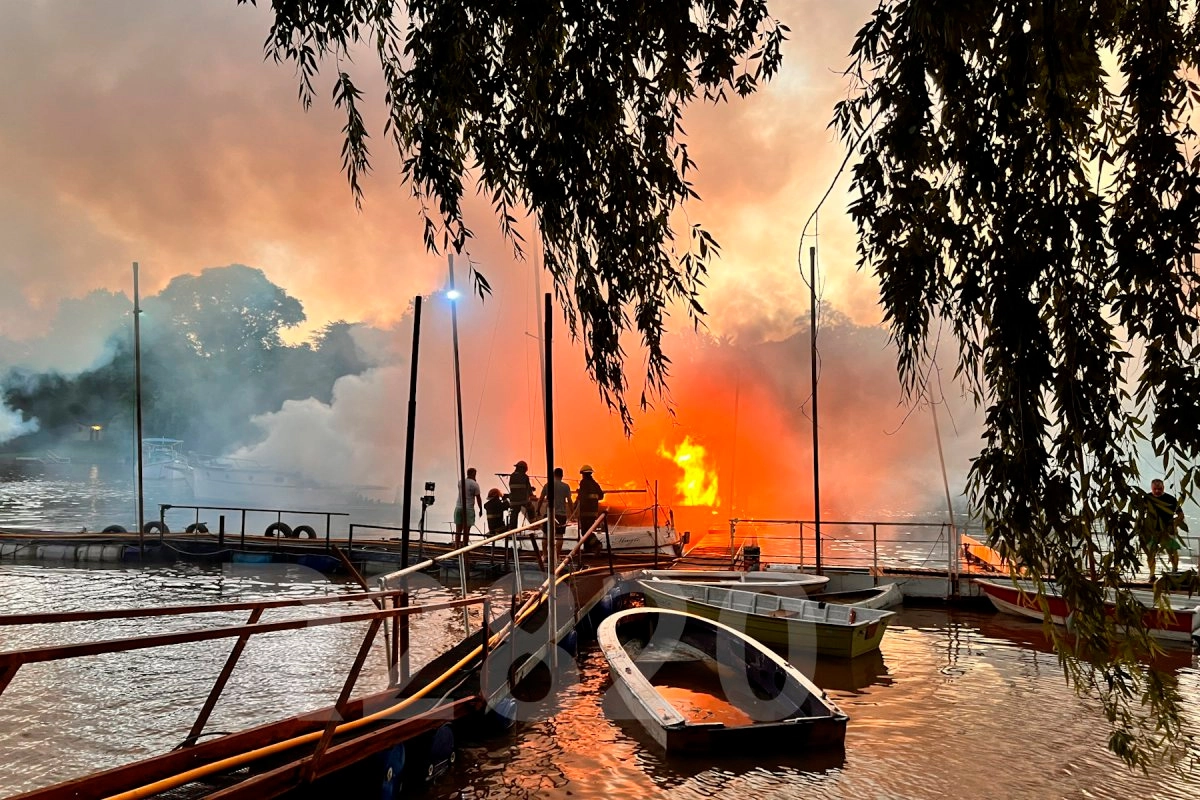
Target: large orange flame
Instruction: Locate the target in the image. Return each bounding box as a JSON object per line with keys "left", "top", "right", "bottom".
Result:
{"left": 659, "top": 436, "right": 719, "bottom": 507}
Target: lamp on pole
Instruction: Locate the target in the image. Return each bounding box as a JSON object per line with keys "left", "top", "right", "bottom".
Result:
{"left": 447, "top": 256, "right": 468, "bottom": 551}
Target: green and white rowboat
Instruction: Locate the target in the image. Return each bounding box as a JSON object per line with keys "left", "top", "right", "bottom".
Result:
{"left": 639, "top": 580, "right": 895, "bottom": 659}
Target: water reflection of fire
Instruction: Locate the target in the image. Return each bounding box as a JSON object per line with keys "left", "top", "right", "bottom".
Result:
{"left": 659, "top": 436, "right": 719, "bottom": 507}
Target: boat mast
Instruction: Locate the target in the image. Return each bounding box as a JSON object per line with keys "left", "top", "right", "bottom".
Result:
{"left": 930, "top": 399, "right": 959, "bottom": 582}
{"left": 543, "top": 292, "right": 558, "bottom": 670}
{"left": 533, "top": 232, "right": 547, "bottom": 441}
{"left": 809, "top": 246, "right": 822, "bottom": 572}
{"left": 133, "top": 262, "right": 146, "bottom": 541}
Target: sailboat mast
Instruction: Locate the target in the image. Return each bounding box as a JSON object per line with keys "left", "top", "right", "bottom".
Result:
{"left": 133, "top": 262, "right": 145, "bottom": 539}
{"left": 931, "top": 400, "right": 958, "bottom": 580}
{"left": 543, "top": 292, "right": 557, "bottom": 670}
{"left": 533, "top": 227, "right": 547, "bottom": 447}
{"left": 810, "top": 246, "right": 822, "bottom": 571}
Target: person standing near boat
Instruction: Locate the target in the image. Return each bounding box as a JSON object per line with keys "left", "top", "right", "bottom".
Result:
{"left": 576, "top": 465, "right": 606, "bottom": 550}
{"left": 507, "top": 460, "right": 536, "bottom": 530}
{"left": 539, "top": 467, "right": 572, "bottom": 557}
{"left": 1145, "top": 479, "right": 1186, "bottom": 575}
{"left": 453, "top": 467, "right": 483, "bottom": 548}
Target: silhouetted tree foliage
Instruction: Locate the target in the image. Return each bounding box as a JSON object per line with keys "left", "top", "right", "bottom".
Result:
{"left": 2, "top": 267, "right": 372, "bottom": 456}
{"left": 240, "top": 0, "right": 788, "bottom": 427}
{"left": 240, "top": 0, "right": 1200, "bottom": 766}
{"left": 835, "top": 0, "right": 1200, "bottom": 769}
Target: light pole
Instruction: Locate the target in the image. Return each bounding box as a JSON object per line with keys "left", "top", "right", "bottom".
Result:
{"left": 400, "top": 295, "right": 422, "bottom": 571}
{"left": 447, "top": 256, "right": 468, "bottom": 551}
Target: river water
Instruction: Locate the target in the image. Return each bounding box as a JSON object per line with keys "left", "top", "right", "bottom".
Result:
{"left": 2, "top": 466, "right": 1199, "bottom": 798}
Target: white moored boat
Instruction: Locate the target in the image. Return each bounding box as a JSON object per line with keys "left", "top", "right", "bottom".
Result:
{"left": 141, "top": 438, "right": 187, "bottom": 482}
{"left": 639, "top": 569, "right": 830, "bottom": 597}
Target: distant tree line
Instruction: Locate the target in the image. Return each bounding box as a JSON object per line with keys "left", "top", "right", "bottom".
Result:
{"left": 2, "top": 265, "right": 370, "bottom": 457}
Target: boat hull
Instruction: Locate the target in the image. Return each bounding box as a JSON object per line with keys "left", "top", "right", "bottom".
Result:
{"left": 975, "top": 578, "right": 1200, "bottom": 643}
{"left": 807, "top": 583, "right": 903, "bottom": 610}
{"left": 562, "top": 523, "right": 683, "bottom": 556}
{"left": 598, "top": 607, "right": 848, "bottom": 755}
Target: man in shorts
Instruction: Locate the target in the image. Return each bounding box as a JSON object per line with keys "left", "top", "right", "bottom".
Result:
{"left": 453, "top": 467, "right": 483, "bottom": 548}
{"left": 1146, "top": 478, "right": 1186, "bottom": 575}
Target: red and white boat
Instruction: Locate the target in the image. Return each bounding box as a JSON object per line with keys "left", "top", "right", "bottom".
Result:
{"left": 975, "top": 577, "right": 1200, "bottom": 644}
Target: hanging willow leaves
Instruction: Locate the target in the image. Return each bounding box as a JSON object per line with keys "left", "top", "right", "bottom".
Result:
{"left": 239, "top": 0, "right": 787, "bottom": 427}
{"left": 836, "top": 0, "right": 1200, "bottom": 768}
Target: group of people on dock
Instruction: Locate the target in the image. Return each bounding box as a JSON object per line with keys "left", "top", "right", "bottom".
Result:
{"left": 451, "top": 461, "right": 607, "bottom": 551}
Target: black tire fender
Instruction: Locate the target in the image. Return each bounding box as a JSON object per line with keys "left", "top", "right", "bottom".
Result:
{"left": 185, "top": 523, "right": 209, "bottom": 534}
{"left": 102, "top": 525, "right": 128, "bottom": 534}
{"left": 142, "top": 521, "right": 169, "bottom": 534}
{"left": 264, "top": 522, "right": 293, "bottom": 538}
{"left": 292, "top": 525, "right": 317, "bottom": 539}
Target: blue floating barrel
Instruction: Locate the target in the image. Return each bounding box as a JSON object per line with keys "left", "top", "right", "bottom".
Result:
{"left": 574, "top": 612, "right": 596, "bottom": 643}
{"left": 559, "top": 630, "right": 579, "bottom": 657}
{"left": 592, "top": 589, "right": 619, "bottom": 622}
{"left": 296, "top": 553, "right": 340, "bottom": 573}
{"left": 487, "top": 696, "right": 518, "bottom": 732}
{"left": 231, "top": 551, "right": 273, "bottom": 564}
{"left": 425, "top": 724, "right": 456, "bottom": 782}
{"left": 378, "top": 743, "right": 405, "bottom": 800}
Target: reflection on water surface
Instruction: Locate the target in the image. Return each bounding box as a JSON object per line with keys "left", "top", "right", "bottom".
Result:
{"left": 0, "top": 565, "right": 1197, "bottom": 798}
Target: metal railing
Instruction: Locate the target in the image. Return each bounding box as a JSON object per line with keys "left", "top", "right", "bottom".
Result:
{"left": 729, "top": 517, "right": 1198, "bottom": 580}
{"left": 0, "top": 514, "right": 628, "bottom": 798}
{"left": 730, "top": 518, "right": 972, "bottom": 577}
{"left": 0, "top": 587, "right": 486, "bottom": 769}
{"left": 155, "top": 502, "right": 348, "bottom": 547}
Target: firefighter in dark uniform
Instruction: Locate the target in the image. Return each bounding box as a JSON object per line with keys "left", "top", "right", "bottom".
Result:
{"left": 576, "top": 464, "right": 606, "bottom": 550}
{"left": 507, "top": 460, "right": 536, "bottom": 530}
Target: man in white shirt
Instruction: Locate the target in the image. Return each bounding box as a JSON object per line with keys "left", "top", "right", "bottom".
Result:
{"left": 454, "top": 467, "right": 483, "bottom": 548}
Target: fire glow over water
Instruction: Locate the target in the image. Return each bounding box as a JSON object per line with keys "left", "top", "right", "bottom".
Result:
{"left": 659, "top": 436, "right": 720, "bottom": 507}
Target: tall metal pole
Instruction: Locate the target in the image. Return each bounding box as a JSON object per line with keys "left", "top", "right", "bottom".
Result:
{"left": 132, "top": 262, "right": 146, "bottom": 541}
{"left": 543, "top": 292, "right": 557, "bottom": 670}
{"left": 400, "top": 296, "right": 422, "bottom": 570}
{"left": 810, "top": 246, "right": 822, "bottom": 572}
{"left": 931, "top": 401, "right": 959, "bottom": 583}
{"left": 449, "top": 256, "right": 468, "bottom": 551}
{"left": 533, "top": 235, "right": 547, "bottom": 433}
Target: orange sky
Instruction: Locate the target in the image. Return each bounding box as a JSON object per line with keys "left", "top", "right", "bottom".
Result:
{"left": 0, "top": 1, "right": 989, "bottom": 526}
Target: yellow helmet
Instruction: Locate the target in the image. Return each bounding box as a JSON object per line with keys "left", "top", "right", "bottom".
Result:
{"left": 580, "top": 464, "right": 594, "bottom": 473}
